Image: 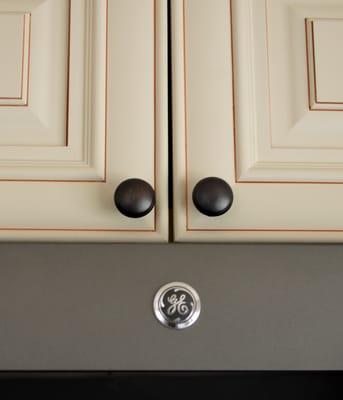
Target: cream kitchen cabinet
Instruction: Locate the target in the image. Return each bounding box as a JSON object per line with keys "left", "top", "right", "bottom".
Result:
{"left": 2, "top": 0, "right": 343, "bottom": 244}
{"left": 172, "top": 0, "right": 343, "bottom": 242}
{"left": 0, "top": 0, "right": 168, "bottom": 242}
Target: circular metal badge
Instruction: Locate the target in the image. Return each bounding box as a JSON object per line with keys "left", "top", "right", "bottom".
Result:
{"left": 153, "top": 282, "right": 201, "bottom": 330}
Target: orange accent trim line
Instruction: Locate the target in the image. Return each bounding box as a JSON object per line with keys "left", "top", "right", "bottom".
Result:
{"left": 65, "top": 0, "right": 71, "bottom": 147}
{"left": 153, "top": 0, "right": 157, "bottom": 231}
{"left": 233, "top": 180, "right": 343, "bottom": 185}
{"left": 183, "top": 0, "right": 190, "bottom": 231}
{"left": 19, "top": 14, "right": 26, "bottom": 99}
{"left": 305, "top": 19, "right": 311, "bottom": 111}
{"left": 103, "top": 0, "right": 109, "bottom": 183}
{"left": 0, "top": 179, "right": 106, "bottom": 183}
{"left": 0, "top": 228, "right": 157, "bottom": 233}
{"left": 187, "top": 228, "right": 343, "bottom": 233}
{"left": 229, "top": 0, "right": 238, "bottom": 184}
{"left": 24, "top": 13, "right": 31, "bottom": 107}
{"left": 311, "top": 21, "right": 319, "bottom": 105}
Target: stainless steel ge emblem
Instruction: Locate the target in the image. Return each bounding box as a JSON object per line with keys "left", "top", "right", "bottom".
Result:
{"left": 153, "top": 282, "right": 201, "bottom": 329}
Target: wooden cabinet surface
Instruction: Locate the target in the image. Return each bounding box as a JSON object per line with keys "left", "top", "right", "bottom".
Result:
{"left": 1, "top": 0, "right": 343, "bottom": 242}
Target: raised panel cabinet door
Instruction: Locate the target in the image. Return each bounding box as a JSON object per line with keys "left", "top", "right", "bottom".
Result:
{"left": 172, "top": 0, "right": 343, "bottom": 242}
{"left": 0, "top": 0, "right": 168, "bottom": 242}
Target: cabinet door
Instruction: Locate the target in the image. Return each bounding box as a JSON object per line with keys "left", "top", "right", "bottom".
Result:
{"left": 173, "top": 0, "right": 343, "bottom": 242}
{"left": 0, "top": 0, "right": 168, "bottom": 242}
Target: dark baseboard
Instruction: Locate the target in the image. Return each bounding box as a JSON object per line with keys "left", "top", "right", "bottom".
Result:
{"left": 0, "top": 371, "right": 342, "bottom": 399}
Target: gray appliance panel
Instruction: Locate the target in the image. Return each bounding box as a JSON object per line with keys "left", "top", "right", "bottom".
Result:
{"left": 0, "top": 244, "right": 341, "bottom": 370}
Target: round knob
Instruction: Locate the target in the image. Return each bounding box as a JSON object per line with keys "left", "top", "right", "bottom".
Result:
{"left": 192, "top": 177, "right": 234, "bottom": 217}
{"left": 114, "top": 178, "right": 155, "bottom": 218}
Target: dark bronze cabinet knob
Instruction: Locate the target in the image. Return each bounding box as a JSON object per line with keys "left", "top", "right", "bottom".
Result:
{"left": 114, "top": 178, "right": 155, "bottom": 218}
{"left": 192, "top": 177, "right": 233, "bottom": 217}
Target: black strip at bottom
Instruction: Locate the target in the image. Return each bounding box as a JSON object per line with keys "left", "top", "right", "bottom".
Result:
{"left": 0, "top": 371, "right": 342, "bottom": 400}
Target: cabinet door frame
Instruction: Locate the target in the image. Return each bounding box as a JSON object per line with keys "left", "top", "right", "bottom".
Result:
{"left": 172, "top": 0, "right": 343, "bottom": 242}
{"left": 0, "top": 0, "right": 168, "bottom": 242}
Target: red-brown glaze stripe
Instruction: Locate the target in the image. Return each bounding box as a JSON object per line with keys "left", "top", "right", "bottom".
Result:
{"left": 24, "top": 12, "right": 31, "bottom": 107}
{"left": 183, "top": 0, "right": 190, "bottom": 230}
{"left": 0, "top": 228, "right": 157, "bottom": 233}
{"left": 65, "top": 0, "right": 71, "bottom": 146}
{"left": 0, "top": 179, "right": 106, "bottom": 183}
{"left": 311, "top": 21, "right": 319, "bottom": 105}
{"left": 183, "top": 0, "right": 343, "bottom": 234}
{"left": 305, "top": 19, "right": 312, "bottom": 111}
{"left": 234, "top": 180, "right": 343, "bottom": 185}
{"left": 0, "top": 0, "right": 157, "bottom": 233}
{"left": 103, "top": 0, "right": 109, "bottom": 183}
{"left": 153, "top": 0, "right": 157, "bottom": 231}
{"left": 229, "top": 0, "right": 238, "bottom": 184}
{"left": 187, "top": 228, "right": 343, "bottom": 233}
{"left": 19, "top": 14, "right": 26, "bottom": 99}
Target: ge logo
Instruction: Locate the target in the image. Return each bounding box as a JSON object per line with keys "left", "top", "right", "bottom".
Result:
{"left": 166, "top": 293, "right": 190, "bottom": 316}
{"left": 153, "top": 283, "right": 201, "bottom": 330}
